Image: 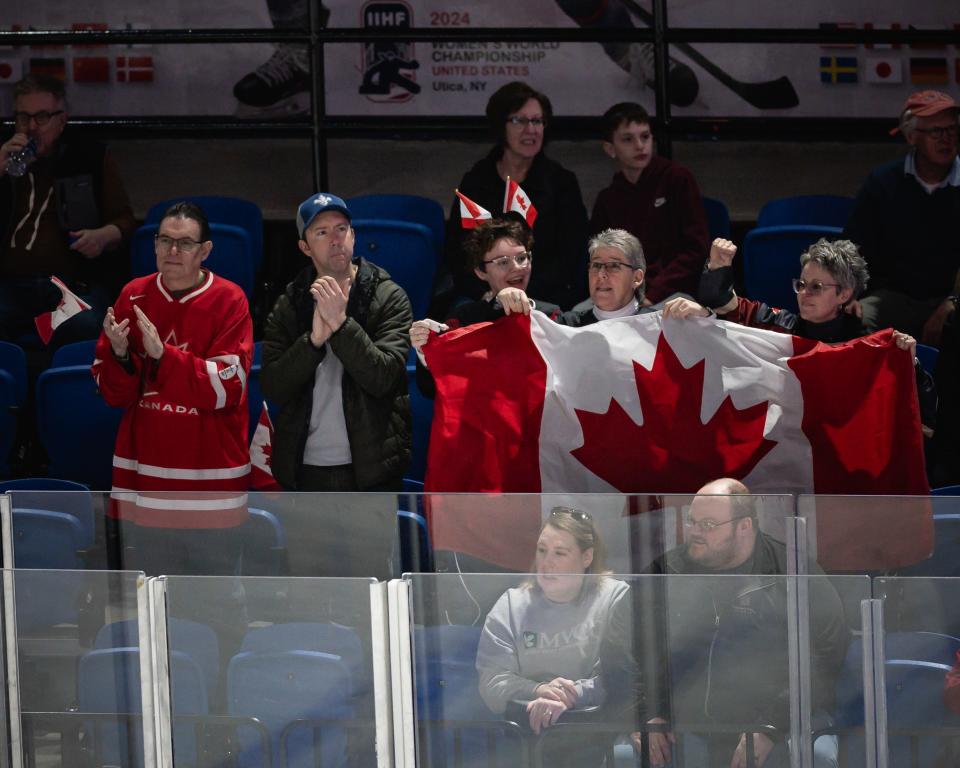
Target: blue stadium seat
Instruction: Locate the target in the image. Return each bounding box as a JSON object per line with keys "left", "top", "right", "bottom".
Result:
{"left": 413, "top": 624, "right": 524, "bottom": 767}
{"left": 77, "top": 647, "right": 208, "bottom": 768}
{"left": 95, "top": 617, "right": 221, "bottom": 706}
{"left": 933, "top": 486, "right": 960, "bottom": 496}
{"left": 51, "top": 339, "right": 97, "bottom": 368}
{"left": 347, "top": 193, "right": 445, "bottom": 263}
{"left": 915, "top": 343, "right": 939, "bottom": 377}
{"left": 742, "top": 225, "right": 843, "bottom": 315}
{"left": 352, "top": 219, "right": 436, "bottom": 320}
{"left": 0, "top": 340, "right": 27, "bottom": 405}
{"left": 757, "top": 195, "right": 855, "bottom": 229}
{"left": 406, "top": 364, "right": 433, "bottom": 483}
{"left": 131, "top": 222, "right": 256, "bottom": 300}
{"left": 1, "top": 477, "right": 95, "bottom": 551}
{"left": 836, "top": 632, "right": 960, "bottom": 768}
{"left": 0, "top": 371, "right": 18, "bottom": 477}
{"left": 12, "top": 508, "right": 83, "bottom": 569}
{"left": 12, "top": 509, "right": 85, "bottom": 632}
{"left": 144, "top": 196, "right": 264, "bottom": 273}
{"left": 36, "top": 365, "right": 124, "bottom": 490}
{"left": 239, "top": 622, "right": 366, "bottom": 697}
{"left": 228, "top": 649, "right": 354, "bottom": 768}
{"left": 701, "top": 196, "right": 732, "bottom": 240}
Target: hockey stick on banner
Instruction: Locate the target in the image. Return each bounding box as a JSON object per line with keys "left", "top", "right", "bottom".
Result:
{"left": 621, "top": 0, "right": 799, "bottom": 109}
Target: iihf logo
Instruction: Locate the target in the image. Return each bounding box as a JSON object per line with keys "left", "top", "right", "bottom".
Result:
{"left": 359, "top": 1, "right": 420, "bottom": 103}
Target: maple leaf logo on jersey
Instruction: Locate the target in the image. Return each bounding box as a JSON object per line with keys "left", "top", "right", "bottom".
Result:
{"left": 163, "top": 330, "right": 189, "bottom": 352}
{"left": 570, "top": 334, "right": 776, "bottom": 492}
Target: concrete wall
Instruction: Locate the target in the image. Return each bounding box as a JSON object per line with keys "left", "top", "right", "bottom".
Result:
{"left": 110, "top": 137, "right": 905, "bottom": 224}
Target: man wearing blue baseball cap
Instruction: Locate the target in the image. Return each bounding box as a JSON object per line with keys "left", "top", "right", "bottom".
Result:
{"left": 261, "top": 193, "right": 412, "bottom": 578}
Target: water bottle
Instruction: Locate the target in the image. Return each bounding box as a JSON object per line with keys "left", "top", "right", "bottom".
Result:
{"left": 5, "top": 139, "right": 36, "bottom": 178}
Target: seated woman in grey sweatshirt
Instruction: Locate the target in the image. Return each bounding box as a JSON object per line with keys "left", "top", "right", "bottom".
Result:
{"left": 475, "top": 507, "right": 629, "bottom": 758}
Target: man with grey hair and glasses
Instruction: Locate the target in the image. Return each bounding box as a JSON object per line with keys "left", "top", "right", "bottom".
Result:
{"left": 844, "top": 90, "right": 960, "bottom": 345}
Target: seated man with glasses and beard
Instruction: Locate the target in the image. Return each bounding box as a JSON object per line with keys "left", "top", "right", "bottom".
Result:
{"left": 602, "top": 478, "right": 847, "bottom": 768}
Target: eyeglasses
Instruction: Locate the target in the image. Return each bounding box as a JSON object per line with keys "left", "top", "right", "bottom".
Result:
{"left": 506, "top": 116, "right": 546, "bottom": 128}
{"left": 684, "top": 514, "right": 748, "bottom": 532}
{"left": 483, "top": 251, "right": 532, "bottom": 269}
{"left": 550, "top": 507, "right": 593, "bottom": 523}
{"left": 792, "top": 278, "right": 841, "bottom": 296}
{"left": 913, "top": 124, "right": 959, "bottom": 140}
{"left": 13, "top": 109, "right": 64, "bottom": 128}
{"left": 589, "top": 261, "right": 635, "bottom": 274}
{"left": 155, "top": 234, "right": 203, "bottom": 254}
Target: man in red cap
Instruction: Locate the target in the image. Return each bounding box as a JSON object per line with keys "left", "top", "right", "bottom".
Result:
{"left": 844, "top": 90, "right": 960, "bottom": 345}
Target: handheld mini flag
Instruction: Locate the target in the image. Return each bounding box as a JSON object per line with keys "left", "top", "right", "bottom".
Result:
{"left": 455, "top": 189, "right": 492, "bottom": 229}
{"left": 34, "top": 276, "right": 91, "bottom": 344}
{"left": 503, "top": 177, "right": 538, "bottom": 227}
{"left": 250, "top": 401, "right": 283, "bottom": 491}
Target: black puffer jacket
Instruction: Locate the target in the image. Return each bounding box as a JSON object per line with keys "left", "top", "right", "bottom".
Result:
{"left": 261, "top": 257, "right": 412, "bottom": 489}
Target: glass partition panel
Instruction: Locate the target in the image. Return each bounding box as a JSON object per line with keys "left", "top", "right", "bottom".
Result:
{"left": 806, "top": 575, "right": 870, "bottom": 768}
{"left": 408, "top": 571, "right": 812, "bottom": 768}
{"left": 9, "top": 569, "right": 145, "bottom": 768}
{"left": 875, "top": 577, "right": 960, "bottom": 768}
{"left": 797, "top": 495, "right": 935, "bottom": 574}
{"left": 163, "top": 575, "right": 378, "bottom": 768}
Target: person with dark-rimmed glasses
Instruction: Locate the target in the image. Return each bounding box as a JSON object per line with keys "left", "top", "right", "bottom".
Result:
{"left": 662, "top": 236, "right": 937, "bottom": 434}
{"left": 609, "top": 478, "right": 847, "bottom": 768}
{"left": 410, "top": 217, "right": 561, "bottom": 398}
{"left": 442, "top": 81, "right": 589, "bottom": 311}
{"left": 0, "top": 73, "right": 136, "bottom": 350}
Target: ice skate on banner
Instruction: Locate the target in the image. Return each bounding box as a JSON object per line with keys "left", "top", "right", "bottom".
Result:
{"left": 611, "top": 40, "right": 699, "bottom": 108}
{"left": 233, "top": 45, "right": 311, "bottom": 118}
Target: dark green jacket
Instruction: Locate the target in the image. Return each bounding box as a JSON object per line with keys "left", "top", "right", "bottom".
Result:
{"left": 261, "top": 257, "right": 412, "bottom": 489}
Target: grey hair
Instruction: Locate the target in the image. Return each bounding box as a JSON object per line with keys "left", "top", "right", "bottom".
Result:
{"left": 899, "top": 109, "right": 919, "bottom": 140}
{"left": 588, "top": 228, "right": 646, "bottom": 301}
{"left": 799, "top": 238, "right": 870, "bottom": 300}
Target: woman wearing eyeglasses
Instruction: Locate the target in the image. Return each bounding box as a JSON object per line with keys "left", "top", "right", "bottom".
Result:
{"left": 410, "top": 217, "right": 560, "bottom": 398}
{"left": 476, "top": 507, "right": 629, "bottom": 764}
{"left": 442, "top": 81, "right": 590, "bottom": 310}
{"left": 664, "top": 237, "right": 937, "bottom": 431}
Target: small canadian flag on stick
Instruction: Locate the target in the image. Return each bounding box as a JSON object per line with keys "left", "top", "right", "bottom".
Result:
{"left": 34, "top": 276, "right": 91, "bottom": 345}
{"left": 250, "top": 401, "right": 283, "bottom": 491}
{"left": 455, "top": 189, "right": 493, "bottom": 229}
{"left": 503, "top": 177, "right": 538, "bottom": 227}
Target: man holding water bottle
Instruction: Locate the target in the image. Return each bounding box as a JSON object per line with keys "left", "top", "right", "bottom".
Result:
{"left": 0, "top": 74, "right": 136, "bottom": 349}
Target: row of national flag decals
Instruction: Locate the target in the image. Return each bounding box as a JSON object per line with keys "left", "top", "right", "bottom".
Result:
{"left": 819, "top": 22, "right": 960, "bottom": 85}
{"left": 0, "top": 22, "right": 154, "bottom": 85}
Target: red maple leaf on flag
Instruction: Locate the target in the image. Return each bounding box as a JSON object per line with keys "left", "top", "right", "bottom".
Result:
{"left": 571, "top": 334, "right": 776, "bottom": 492}
{"left": 515, "top": 194, "right": 528, "bottom": 211}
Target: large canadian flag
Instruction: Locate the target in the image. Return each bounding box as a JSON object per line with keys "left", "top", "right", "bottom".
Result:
{"left": 34, "top": 276, "right": 91, "bottom": 344}
{"left": 422, "top": 312, "right": 930, "bottom": 568}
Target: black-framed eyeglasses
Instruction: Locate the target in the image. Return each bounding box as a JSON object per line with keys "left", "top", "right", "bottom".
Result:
{"left": 589, "top": 261, "right": 634, "bottom": 274}
{"left": 550, "top": 507, "right": 593, "bottom": 523}
{"left": 155, "top": 234, "right": 203, "bottom": 254}
{"left": 683, "top": 514, "right": 748, "bottom": 533}
{"left": 913, "top": 124, "right": 959, "bottom": 141}
{"left": 13, "top": 110, "right": 64, "bottom": 128}
{"left": 506, "top": 116, "right": 546, "bottom": 128}
{"left": 483, "top": 251, "right": 532, "bottom": 269}
{"left": 792, "top": 278, "right": 841, "bottom": 296}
